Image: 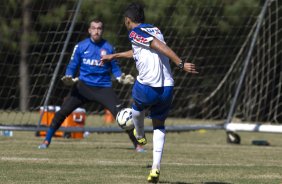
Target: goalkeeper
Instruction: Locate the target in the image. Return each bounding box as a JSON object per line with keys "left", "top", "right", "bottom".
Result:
{"left": 38, "top": 18, "right": 144, "bottom": 152}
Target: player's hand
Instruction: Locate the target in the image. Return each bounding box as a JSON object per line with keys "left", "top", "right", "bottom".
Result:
{"left": 183, "top": 63, "right": 198, "bottom": 74}
{"left": 61, "top": 75, "right": 79, "bottom": 86}
{"left": 117, "top": 73, "right": 134, "bottom": 85}
{"left": 100, "top": 54, "right": 115, "bottom": 66}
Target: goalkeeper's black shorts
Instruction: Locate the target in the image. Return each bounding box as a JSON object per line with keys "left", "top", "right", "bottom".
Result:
{"left": 60, "top": 80, "right": 122, "bottom": 118}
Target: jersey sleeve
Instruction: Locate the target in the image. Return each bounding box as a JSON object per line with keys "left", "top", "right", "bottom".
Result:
{"left": 128, "top": 27, "right": 154, "bottom": 48}
{"left": 65, "top": 44, "right": 81, "bottom": 77}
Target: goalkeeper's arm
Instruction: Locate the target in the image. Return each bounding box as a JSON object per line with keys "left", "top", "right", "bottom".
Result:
{"left": 62, "top": 44, "right": 81, "bottom": 86}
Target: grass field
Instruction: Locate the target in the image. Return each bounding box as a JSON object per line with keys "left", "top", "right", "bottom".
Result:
{"left": 1, "top": 118, "right": 282, "bottom": 184}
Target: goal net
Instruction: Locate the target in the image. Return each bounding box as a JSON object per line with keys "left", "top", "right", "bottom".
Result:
{"left": 0, "top": 0, "right": 281, "bottom": 128}
{"left": 229, "top": 0, "right": 282, "bottom": 124}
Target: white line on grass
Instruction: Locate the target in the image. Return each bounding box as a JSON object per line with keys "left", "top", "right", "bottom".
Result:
{"left": 2, "top": 157, "right": 281, "bottom": 169}
{"left": 0, "top": 157, "right": 49, "bottom": 162}
{"left": 97, "top": 160, "right": 282, "bottom": 168}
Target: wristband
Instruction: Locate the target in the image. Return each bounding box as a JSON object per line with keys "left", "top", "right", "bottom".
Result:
{"left": 177, "top": 61, "right": 184, "bottom": 70}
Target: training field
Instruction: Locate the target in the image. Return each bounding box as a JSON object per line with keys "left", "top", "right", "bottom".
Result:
{"left": 0, "top": 119, "right": 282, "bottom": 184}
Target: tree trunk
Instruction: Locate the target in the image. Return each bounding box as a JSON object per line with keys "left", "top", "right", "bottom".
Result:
{"left": 19, "top": 0, "right": 31, "bottom": 111}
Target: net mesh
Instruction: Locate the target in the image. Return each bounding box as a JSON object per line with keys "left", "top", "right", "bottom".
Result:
{"left": 234, "top": 0, "right": 282, "bottom": 123}
{"left": 0, "top": 0, "right": 281, "bottom": 125}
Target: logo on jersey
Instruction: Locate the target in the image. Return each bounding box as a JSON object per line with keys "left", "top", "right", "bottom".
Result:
{"left": 71, "top": 45, "right": 78, "bottom": 60}
{"left": 100, "top": 49, "right": 107, "bottom": 57}
{"left": 129, "top": 31, "right": 148, "bottom": 44}
{"left": 142, "top": 27, "right": 161, "bottom": 35}
{"left": 83, "top": 58, "right": 100, "bottom": 66}
{"left": 84, "top": 50, "right": 90, "bottom": 54}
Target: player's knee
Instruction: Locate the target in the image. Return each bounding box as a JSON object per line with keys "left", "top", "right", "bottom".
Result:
{"left": 132, "top": 102, "right": 143, "bottom": 112}
{"left": 50, "top": 111, "right": 68, "bottom": 130}
{"left": 152, "top": 119, "right": 165, "bottom": 128}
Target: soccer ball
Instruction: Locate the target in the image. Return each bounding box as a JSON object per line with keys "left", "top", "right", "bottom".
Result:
{"left": 116, "top": 108, "right": 134, "bottom": 130}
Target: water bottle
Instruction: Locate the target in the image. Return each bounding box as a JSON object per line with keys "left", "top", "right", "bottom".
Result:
{"left": 2, "top": 130, "right": 13, "bottom": 137}
{"left": 83, "top": 131, "right": 90, "bottom": 138}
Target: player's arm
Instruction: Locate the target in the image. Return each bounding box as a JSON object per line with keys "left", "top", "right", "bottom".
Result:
{"left": 150, "top": 38, "right": 198, "bottom": 74}
{"left": 106, "top": 48, "right": 134, "bottom": 84}
{"left": 62, "top": 44, "right": 80, "bottom": 86}
{"left": 100, "top": 50, "right": 133, "bottom": 64}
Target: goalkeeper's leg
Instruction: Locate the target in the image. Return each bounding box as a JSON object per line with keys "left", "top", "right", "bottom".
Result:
{"left": 38, "top": 89, "right": 85, "bottom": 149}
{"left": 91, "top": 87, "right": 142, "bottom": 151}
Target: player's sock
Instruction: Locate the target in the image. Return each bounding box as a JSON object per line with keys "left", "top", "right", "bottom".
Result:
{"left": 45, "top": 127, "right": 56, "bottom": 144}
{"left": 131, "top": 108, "right": 145, "bottom": 139}
{"left": 152, "top": 127, "right": 166, "bottom": 170}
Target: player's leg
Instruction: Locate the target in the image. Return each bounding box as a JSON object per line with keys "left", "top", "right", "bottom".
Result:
{"left": 132, "top": 105, "right": 146, "bottom": 144}
{"left": 39, "top": 83, "right": 86, "bottom": 149}
{"left": 146, "top": 119, "right": 165, "bottom": 183}
{"left": 86, "top": 86, "right": 141, "bottom": 151}
{"left": 152, "top": 119, "right": 165, "bottom": 170}
{"left": 147, "top": 86, "right": 173, "bottom": 183}
{"left": 132, "top": 81, "right": 157, "bottom": 145}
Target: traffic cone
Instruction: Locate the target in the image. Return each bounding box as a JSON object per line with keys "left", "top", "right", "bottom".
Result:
{"left": 104, "top": 109, "right": 115, "bottom": 124}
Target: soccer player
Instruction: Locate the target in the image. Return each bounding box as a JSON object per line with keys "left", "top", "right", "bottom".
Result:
{"left": 38, "top": 18, "right": 145, "bottom": 153}
{"left": 100, "top": 3, "right": 198, "bottom": 183}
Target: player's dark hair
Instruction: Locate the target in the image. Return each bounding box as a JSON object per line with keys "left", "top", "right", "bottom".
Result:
{"left": 89, "top": 17, "right": 104, "bottom": 28}
{"left": 124, "top": 2, "right": 145, "bottom": 23}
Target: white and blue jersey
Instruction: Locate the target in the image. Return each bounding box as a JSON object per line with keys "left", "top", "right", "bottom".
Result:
{"left": 128, "top": 23, "right": 174, "bottom": 87}
{"left": 66, "top": 38, "right": 122, "bottom": 87}
{"left": 128, "top": 24, "right": 174, "bottom": 120}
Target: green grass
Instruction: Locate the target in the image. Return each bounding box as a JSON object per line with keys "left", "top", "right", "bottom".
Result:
{"left": 1, "top": 126, "right": 282, "bottom": 184}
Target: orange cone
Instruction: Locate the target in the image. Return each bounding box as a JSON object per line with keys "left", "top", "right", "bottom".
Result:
{"left": 104, "top": 109, "right": 115, "bottom": 124}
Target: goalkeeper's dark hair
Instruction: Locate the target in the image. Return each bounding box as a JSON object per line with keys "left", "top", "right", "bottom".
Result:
{"left": 89, "top": 17, "right": 104, "bottom": 28}
{"left": 124, "top": 2, "right": 145, "bottom": 23}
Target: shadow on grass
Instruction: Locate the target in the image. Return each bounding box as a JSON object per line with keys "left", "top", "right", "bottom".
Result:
{"left": 110, "top": 146, "right": 138, "bottom": 151}
{"left": 159, "top": 182, "right": 232, "bottom": 184}
{"left": 159, "top": 181, "right": 193, "bottom": 184}
{"left": 201, "top": 182, "right": 232, "bottom": 184}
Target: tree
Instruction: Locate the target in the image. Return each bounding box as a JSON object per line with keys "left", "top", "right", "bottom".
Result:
{"left": 0, "top": 0, "right": 69, "bottom": 111}
{"left": 19, "top": 0, "right": 31, "bottom": 111}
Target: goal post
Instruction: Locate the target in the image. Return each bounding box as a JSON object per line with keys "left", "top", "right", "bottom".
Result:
{"left": 224, "top": 0, "right": 282, "bottom": 141}
{"left": 38, "top": 0, "right": 82, "bottom": 127}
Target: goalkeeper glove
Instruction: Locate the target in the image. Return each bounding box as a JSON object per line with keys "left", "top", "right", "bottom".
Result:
{"left": 61, "top": 75, "right": 79, "bottom": 86}
{"left": 116, "top": 73, "right": 134, "bottom": 85}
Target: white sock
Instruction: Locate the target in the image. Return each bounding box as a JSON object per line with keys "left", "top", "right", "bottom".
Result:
{"left": 152, "top": 128, "right": 166, "bottom": 170}
{"left": 131, "top": 108, "right": 145, "bottom": 138}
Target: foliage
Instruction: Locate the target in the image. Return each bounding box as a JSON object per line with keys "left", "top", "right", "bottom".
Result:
{"left": 39, "top": 5, "right": 68, "bottom": 27}
{"left": 0, "top": 0, "right": 260, "bottom": 52}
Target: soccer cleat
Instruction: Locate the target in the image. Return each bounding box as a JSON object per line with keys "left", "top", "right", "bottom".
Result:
{"left": 135, "top": 145, "right": 146, "bottom": 153}
{"left": 147, "top": 169, "right": 160, "bottom": 183}
{"left": 133, "top": 128, "right": 147, "bottom": 145}
{"left": 38, "top": 141, "right": 49, "bottom": 149}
